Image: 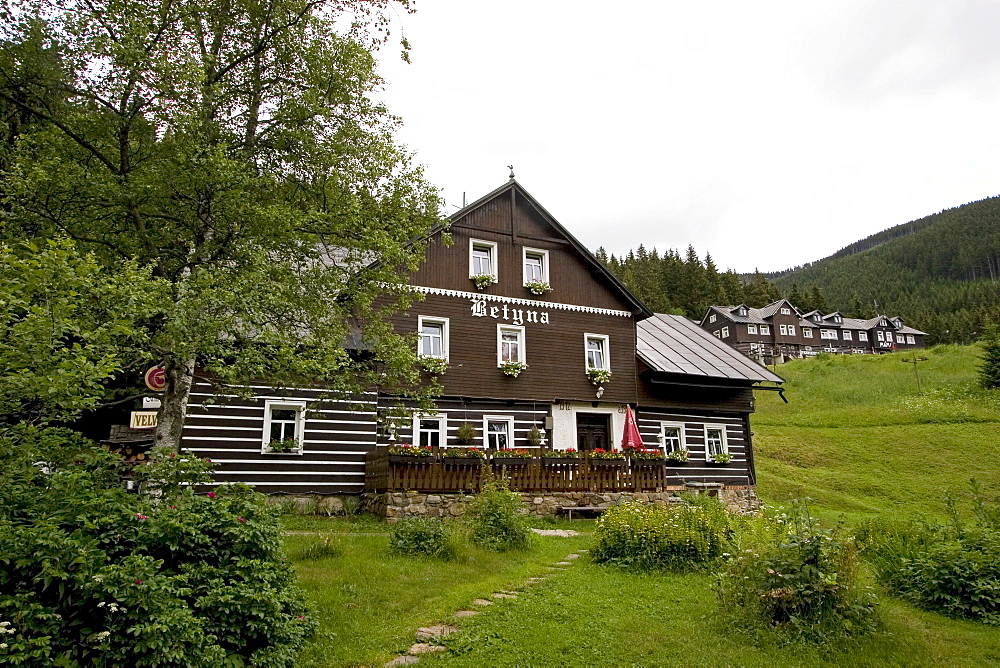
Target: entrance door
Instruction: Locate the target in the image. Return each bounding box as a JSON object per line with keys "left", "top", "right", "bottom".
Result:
{"left": 576, "top": 413, "right": 610, "bottom": 452}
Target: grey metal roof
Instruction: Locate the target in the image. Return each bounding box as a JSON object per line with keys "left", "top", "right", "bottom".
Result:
{"left": 705, "top": 305, "right": 768, "bottom": 325}
{"left": 897, "top": 325, "right": 927, "bottom": 335}
{"left": 638, "top": 314, "right": 784, "bottom": 383}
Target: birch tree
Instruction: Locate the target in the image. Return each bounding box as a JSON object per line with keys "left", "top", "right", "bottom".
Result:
{"left": 0, "top": 0, "right": 441, "bottom": 450}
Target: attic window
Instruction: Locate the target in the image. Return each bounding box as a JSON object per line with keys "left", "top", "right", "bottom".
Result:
{"left": 470, "top": 239, "right": 498, "bottom": 281}
{"left": 709, "top": 314, "right": 717, "bottom": 323}
{"left": 780, "top": 308, "right": 791, "bottom": 315}
{"left": 522, "top": 247, "right": 549, "bottom": 287}
{"left": 737, "top": 307, "right": 747, "bottom": 316}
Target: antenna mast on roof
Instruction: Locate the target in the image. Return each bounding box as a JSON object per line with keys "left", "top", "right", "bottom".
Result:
{"left": 462, "top": 192, "right": 466, "bottom": 207}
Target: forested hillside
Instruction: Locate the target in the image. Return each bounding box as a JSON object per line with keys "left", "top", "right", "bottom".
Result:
{"left": 770, "top": 196, "right": 1000, "bottom": 344}
{"left": 595, "top": 245, "right": 782, "bottom": 318}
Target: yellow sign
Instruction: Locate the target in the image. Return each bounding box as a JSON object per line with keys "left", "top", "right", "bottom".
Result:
{"left": 130, "top": 411, "right": 158, "bottom": 430}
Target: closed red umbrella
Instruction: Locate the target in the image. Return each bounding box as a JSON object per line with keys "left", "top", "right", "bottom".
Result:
{"left": 621, "top": 405, "right": 643, "bottom": 451}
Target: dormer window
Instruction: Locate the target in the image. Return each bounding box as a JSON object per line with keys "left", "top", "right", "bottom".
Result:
{"left": 780, "top": 307, "right": 791, "bottom": 315}
{"left": 709, "top": 314, "right": 717, "bottom": 323}
{"left": 737, "top": 307, "right": 747, "bottom": 317}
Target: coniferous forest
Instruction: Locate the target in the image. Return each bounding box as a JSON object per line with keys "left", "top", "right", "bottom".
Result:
{"left": 602, "top": 195, "right": 1000, "bottom": 345}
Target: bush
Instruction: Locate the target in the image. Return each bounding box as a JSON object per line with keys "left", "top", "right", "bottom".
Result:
{"left": 389, "top": 517, "right": 454, "bottom": 559}
{"left": 857, "top": 484, "right": 1000, "bottom": 624}
{"left": 0, "top": 426, "right": 316, "bottom": 666}
{"left": 465, "top": 473, "right": 532, "bottom": 552}
{"left": 716, "top": 504, "right": 879, "bottom": 646}
{"left": 592, "top": 497, "right": 731, "bottom": 570}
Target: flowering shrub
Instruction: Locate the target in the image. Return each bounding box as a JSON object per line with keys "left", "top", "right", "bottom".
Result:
{"left": 586, "top": 368, "right": 613, "bottom": 385}
{"left": 544, "top": 448, "right": 580, "bottom": 459}
{"left": 420, "top": 356, "right": 449, "bottom": 374}
{"left": 0, "top": 426, "right": 315, "bottom": 666}
{"left": 466, "top": 472, "right": 532, "bottom": 552}
{"left": 628, "top": 448, "right": 666, "bottom": 460}
{"left": 592, "top": 498, "right": 731, "bottom": 570}
{"left": 589, "top": 448, "right": 625, "bottom": 460}
{"left": 268, "top": 437, "right": 299, "bottom": 453}
{"left": 716, "top": 504, "right": 879, "bottom": 645}
{"left": 440, "top": 446, "right": 487, "bottom": 459}
{"left": 390, "top": 517, "right": 455, "bottom": 559}
{"left": 524, "top": 280, "right": 550, "bottom": 295}
{"left": 388, "top": 444, "right": 433, "bottom": 457}
{"left": 470, "top": 274, "right": 496, "bottom": 290}
{"left": 666, "top": 449, "right": 689, "bottom": 463}
{"left": 493, "top": 448, "right": 533, "bottom": 459}
{"left": 499, "top": 360, "right": 528, "bottom": 377}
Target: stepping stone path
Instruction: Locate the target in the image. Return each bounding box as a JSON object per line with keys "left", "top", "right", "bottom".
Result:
{"left": 531, "top": 528, "right": 579, "bottom": 537}
{"left": 386, "top": 552, "right": 583, "bottom": 665}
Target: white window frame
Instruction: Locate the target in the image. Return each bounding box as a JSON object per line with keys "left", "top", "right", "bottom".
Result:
{"left": 907, "top": 335, "right": 915, "bottom": 344}
{"left": 659, "top": 422, "right": 686, "bottom": 454}
{"left": 779, "top": 324, "right": 788, "bottom": 335}
{"left": 747, "top": 324, "right": 757, "bottom": 335}
{"left": 787, "top": 325, "right": 795, "bottom": 336}
{"left": 721, "top": 326, "right": 730, "bottom": 338}
{"left": 803, "top": 328, "right": 813, "bottom": 338}
{"left": 417, "top": 315, "right": 449, "bottom": 361}
{"left": 709, "top": 314, "right": 717, "bottom": 323}
{"left": 705, "top": 424, "right": 728, "bottom": 459}
{"left": 842, "top": 330, "right": 852, "bottom": 341}
{"left": 497, "top": 324, "right": 526, "bottom": 366}
{"left": 821, "top": 329, "right": 837, "bottom": 340}
{"left": 522, "top": 247, "right": 549, "bottom": 286}
{"left": 584, "top": 333, "right": 610, "bottom": 371}
{"left": 780, "top": 307, "right": 791, "bottom": 315}
{"left": 897, "top": 334, "right": 905, "bottom": 344}
{"left": 413, "top": 413, "right": 447, "bottom": 449}
{"left": 483, "top": 415, "right": 515, "bottom": 450}
{"left": 262, "top": 400, "right": 306, "bottom": 454}
{"left": 877, "top": 330, "right": 885, "bottom": 342}
{"left": 858, "top": 331, "right": 868, "bottom": 341}
{"left": 759, "top": 325, "right": 770, "bottom": 335}
{"left": 469, "top": 238, "right": 498, "bottom": 280}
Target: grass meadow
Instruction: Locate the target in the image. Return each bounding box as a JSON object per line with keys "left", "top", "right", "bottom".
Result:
{"left": 285, "top": 344, "right": 1000, "bottom": 666}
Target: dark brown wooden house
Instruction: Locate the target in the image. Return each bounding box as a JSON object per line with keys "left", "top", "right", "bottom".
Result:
{"left": 172, "top": 180, "right": 783, "bottom": 501}
{"left": 701, "top": 300, "right": 926, "bottom": 363}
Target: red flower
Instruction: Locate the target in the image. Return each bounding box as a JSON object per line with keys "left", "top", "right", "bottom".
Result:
{"left": 206, "top": 459, "right": 212, "bottom": 463}
{"left": 170, "top": 505, "right": 176, "bottom": 509}
{"left": 206, "top": 492, "right": 216, "bottom": 498}
{"left": 135, "top": 513, "right": 148, "bottom": 520}
{"left": 238, "top": 517, "right": 246, "bottom": 523}
{"left": 168, "top": 453, "right": 175, "bottom": 458}
{"left": 135, "top": 579, "right": 142, "bottom": 585}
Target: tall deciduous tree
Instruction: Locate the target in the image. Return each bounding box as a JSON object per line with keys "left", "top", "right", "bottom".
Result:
{"left": 0, "top": 0, "right": 442, "bottom": 450}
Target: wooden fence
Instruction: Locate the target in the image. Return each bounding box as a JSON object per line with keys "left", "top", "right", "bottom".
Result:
{"left": 365, "top": 446, "right": 678, "bottom": 493}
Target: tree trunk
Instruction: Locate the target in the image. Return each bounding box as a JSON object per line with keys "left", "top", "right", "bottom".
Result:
{"left": 154, "top": 357, "right": 196, "bottom": 453}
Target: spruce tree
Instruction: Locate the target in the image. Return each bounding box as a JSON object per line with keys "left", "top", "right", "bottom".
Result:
{"left": 979, "top": 326, "right": 1000, "bottom": 388}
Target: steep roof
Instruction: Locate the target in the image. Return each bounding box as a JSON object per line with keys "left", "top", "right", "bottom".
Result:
{"left": 703, "top": 305, "right": 768, "bottom": 325}
{"left": 447, "top": 179, "right": 653, "bottom": 320}
{"left": 638, "top": 314, "right": 784, "bottom": 383}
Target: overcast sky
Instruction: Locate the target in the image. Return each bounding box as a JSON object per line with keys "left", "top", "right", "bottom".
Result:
{"left": 375, "top": 0, "right": 1000, "bottom": 274}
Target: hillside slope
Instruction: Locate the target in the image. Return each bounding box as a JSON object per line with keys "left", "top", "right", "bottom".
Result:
{"left": 770, "top": 196, "right": 1000, "bottom": 343}
{"left": 752, "top": 345, "right": 1000, "bottom": 522}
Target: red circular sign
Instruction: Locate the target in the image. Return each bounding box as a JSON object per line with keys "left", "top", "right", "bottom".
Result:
{"left": 144, "top": 366, "right": 166, "bottom": 392}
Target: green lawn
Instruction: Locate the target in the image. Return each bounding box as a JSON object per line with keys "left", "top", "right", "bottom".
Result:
{"left": 286, "top": 344, "right": 1000, "bottom": 666}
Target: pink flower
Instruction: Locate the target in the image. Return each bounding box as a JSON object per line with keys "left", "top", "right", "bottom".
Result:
{"left": 168, "top": 453, "right": 175, "bottom": 458}
{"left": 298, "top": 615, "right": 304, "bottom": 620}
{"left": 206, "top": 492, "right": 216, "bottom": 498}
{"left": 135, "top": 579, "right": 142, "bottom": 585}
{"left": 135, "top": 513, "right": 148, "bottom": 520}
{"left": 206, "top": 459, "right": 212, "bottom": 463}
{"left": 169, "top": 506, "right": 176, "bottom": 509}
{"left": 238, "top": 517, "right": 246, "bottom": 523}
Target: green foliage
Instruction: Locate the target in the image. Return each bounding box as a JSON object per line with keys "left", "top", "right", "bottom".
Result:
{"left": 388, "top": 517, "right": 454, "bottom": 559}
{"left": 979, "top": 326, "right": 1000, "bottom": 388}
{"left": 0, "top": 240, "right": 159, "bottom": 424}
{"left": 466, "top": 473, "right": 532, "bottom": 552}
{"left": 455, "top": 422, "right": 477, "bottom": 444}
{"left": 857, "top": 483, "right": 1000, "bottom": 625}
{"left": 0, "top": 426, "right": 315, "bottom": 666}
{"left": 294, "top": 536, "right": 342, "bottom": 561}
{"left": 716, "top": 504, "right": 880, "bottom": 646}
{"left": 0, "top": 0, "right": 443, "bottom": 449}
{"left": 591, "top": 498, "right": 731, "bottom": 570}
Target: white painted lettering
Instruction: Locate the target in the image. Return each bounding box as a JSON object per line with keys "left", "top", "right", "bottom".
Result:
{"left": 471, "top": 300, "right": 487, "bottom": 317}
{"left": 512, "top": 309, "right": 523, "bottom": 326}
{"left": 502, "top": 304, "right": 509, "bottom": 320}
{"left": 540, "top": 312, "right": 550, "bottom": 324}
{"left": 490, "top": 306, "right": 500, "bottom": 318}
{"left": 527, "top": 310, "right": 538, "bottom": 323}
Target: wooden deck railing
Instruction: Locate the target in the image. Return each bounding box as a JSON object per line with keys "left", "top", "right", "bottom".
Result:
{"left": 364, "top": 446, "right": 675, "bottom": 493}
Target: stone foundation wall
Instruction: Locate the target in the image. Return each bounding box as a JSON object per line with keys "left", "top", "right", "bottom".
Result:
{"left": 361, "top": 484, "right": 761, "bottom": 522}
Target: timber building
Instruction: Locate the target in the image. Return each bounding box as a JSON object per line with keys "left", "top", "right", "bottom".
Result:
{"left": 701, "top": 300, "right": 926, "bottom": 365}
{"left": 167, "top": 181, "right": 782, "bottom": 499}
